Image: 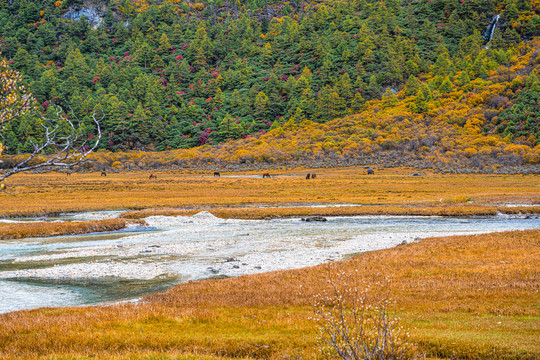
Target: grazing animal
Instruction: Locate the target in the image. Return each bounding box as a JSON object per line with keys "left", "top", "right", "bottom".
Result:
{"left": 306, "top": 173, "right": 311, "bottom": 179}
{"left": 214, "top": 171, "right": 220, "bottom": 177}
{"left": 66, "top": 171, "right": 71, "bottom": 177}
{"left": 101, "top": 171, "right": 107, "bottom": 177}
{"left": 367, "top": 168, "right": 375, "bottom": 175}
{"left": 311, "top": 173, "right": 317, "bottom": 179}
{"left": 262, "top": 173, "right": 271, "bottom": 178}
{"left": 149, "top": 173, "right": 157, "bottom": 180}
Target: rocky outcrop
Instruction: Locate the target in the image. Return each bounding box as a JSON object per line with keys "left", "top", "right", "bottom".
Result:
{"left": 62, "top": 3, "right": 105, "bottom": 29}
{"left": 301, "top": 216, "right": 327, "bottom": 222}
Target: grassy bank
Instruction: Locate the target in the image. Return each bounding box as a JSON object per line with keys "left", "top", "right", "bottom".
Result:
{"left": 0, "top": 219, "right": 142, "bottom": 240}
{"left": 1, "top": 229, "right": 538, "bottom": 359}
{"left": 0, "top": 168, "right": 538, "bottom": 218}
{"left": 119, "top": 204, "right": 540, "bottom": 220}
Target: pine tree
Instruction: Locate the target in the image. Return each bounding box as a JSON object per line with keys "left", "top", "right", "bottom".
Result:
{"left": 159, "top": 33, "right": 172, "bottom": 55}
{"left": 315, "top": 85, "right": 346, "bottom": 122}
{"left": 132, "top": 104, "right": 150, "bottom": 145}
{"left": 412, "top": 89, "right": 428, "bottom": 113}
{"left": 290, "top": 107, "right": 306, "bottom": 123}
{"left": 112, "top": 100, "right": 130, "bottom": 147}
{"left": 334, "top": 73, "right": 353, "bottom": 102}
{"left": 230, "top": 89, "right": 242, "bottom": 108}
{"left": 217, "top": 113, "right": 243, "bottom": 140}
{"left": 212, "top": 88, "right": 224, "bottom": 109}
{"left": 365, "top": 75, "right": 381, "bottom": 100}
{"left": 254, "top": 91, "right": 269, "bottom": 119}
{"left": 503, "top": 28, "right": 521, "bottom": 46}
{"left": 262, "top": 42, "right": 273, "bottom": 65}
{"left": 439, "top": 76, "right": 453, "bottom": 94}
{"left": 456, "top": 71, "right": 471, "bottom": 87}
{"left": 151, "top": 55, "right": 165, "bottom": 69}
{"left": 135, "top": 42, "right": 154, "bottom": 68}
{"left": 404, "top": 75, "right": 421, "bottom": 96}
{"left": 351, "top": 92, "right": 366, "bottom": 113}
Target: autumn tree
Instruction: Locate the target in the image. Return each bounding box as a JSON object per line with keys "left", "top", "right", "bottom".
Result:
{"left": 1, "top": 55, "right": 32, "bottom": 129}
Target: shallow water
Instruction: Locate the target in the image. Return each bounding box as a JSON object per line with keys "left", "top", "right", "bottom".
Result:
{"left": 0, "top": 210, "right": 127, "bottom": 223}
{"left": 0, "top": 212, "right": 538, "bottom": 314}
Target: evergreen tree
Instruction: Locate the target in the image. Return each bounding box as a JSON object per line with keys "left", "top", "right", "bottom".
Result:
{"left": 439, "top": 76, "right": 453, "bottom": 94}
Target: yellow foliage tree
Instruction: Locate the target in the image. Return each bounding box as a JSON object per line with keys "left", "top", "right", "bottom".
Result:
{"left": 0, "top": 53, "right": 34, "bottom": 156}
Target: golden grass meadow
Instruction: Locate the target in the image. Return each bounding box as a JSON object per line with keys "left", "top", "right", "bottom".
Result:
{"left": 0, "top": 167, "right": 539, "bottom": 359}
{"left": 0, "top": 167, "right": 538, "bottom": 218}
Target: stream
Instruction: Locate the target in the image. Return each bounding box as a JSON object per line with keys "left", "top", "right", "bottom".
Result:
{"left": 0, "top": 211, "right": 538, "bottom": 314}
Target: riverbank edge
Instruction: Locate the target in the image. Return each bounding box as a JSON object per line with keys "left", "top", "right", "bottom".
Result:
{"left": 0, "top": 204, "right": 538, "bottom": 240}
{"left": 0, "top": 219, "right": 146, "bottom": 240}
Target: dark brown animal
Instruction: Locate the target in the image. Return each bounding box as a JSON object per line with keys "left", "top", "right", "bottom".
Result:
{"left": 262, "top": 173, "right": 271, "bottom": 178}
{"left": 311, "top": 173, "right": 317, "bottom": 179}
{"left": 149, "top": 173, "right": 157, "bottom": 180}
{"left": 306, "top": 173, "right": 311, "bottom": 179}
{"left": 367, "top": 168, "right": 374, "bottom": 175}
{"left": 101, "top": 171, "right": 107, "bottom": 177}
{"left": 66, "top": 171, "right": 71, "bottom": 177}
{"left": 214, "top": 172, "right": 220, "bottom": 177}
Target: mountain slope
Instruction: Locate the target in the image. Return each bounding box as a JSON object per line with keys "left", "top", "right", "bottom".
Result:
{"left": 0, "top": 0, "right": 539, "bottom": 170}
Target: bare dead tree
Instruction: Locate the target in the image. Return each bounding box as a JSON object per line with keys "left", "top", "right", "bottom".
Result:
{"left": 0, "top": 105, "right": 103, "bottom": 183}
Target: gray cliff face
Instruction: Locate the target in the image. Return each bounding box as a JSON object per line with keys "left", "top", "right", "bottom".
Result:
{"left": 62, "top": 4, "right": 105, "bottom": 29}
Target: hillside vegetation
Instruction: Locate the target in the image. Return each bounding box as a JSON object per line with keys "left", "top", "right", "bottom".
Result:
{"left": 0, "top": 0, "right": 539, "bottom": 171}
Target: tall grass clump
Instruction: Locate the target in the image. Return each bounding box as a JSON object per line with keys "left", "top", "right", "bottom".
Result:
{"left": 306, "top": 272, "right": 415, "bottom": 360}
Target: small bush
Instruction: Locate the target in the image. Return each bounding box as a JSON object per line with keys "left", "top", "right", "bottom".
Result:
{"left": 306, "top": 272, "right": 416, "bottom": 360}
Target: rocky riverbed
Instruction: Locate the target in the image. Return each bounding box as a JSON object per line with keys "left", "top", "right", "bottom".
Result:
{"left": 1, "top": 211, "right": 538, "bottom": 313}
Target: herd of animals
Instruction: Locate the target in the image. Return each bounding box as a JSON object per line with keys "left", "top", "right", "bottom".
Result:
{"left": 61, "top": 168, "right": 383, "bottom": 179}
{"left": 1, "top": 167, "right": 392, "bottom": 183}
{"left": 65, "top": 171, "right": 323, "bottom": 179}
{"left": 1, "top": 168, "right": 421, "bottom": 192}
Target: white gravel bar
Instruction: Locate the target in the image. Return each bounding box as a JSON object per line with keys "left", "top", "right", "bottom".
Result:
{"left": 0, "top": 211, "right": 538, "bottom": 313}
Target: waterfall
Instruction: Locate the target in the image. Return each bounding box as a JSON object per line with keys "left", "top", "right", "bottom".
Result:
{"left": 484, "top": 14, "right": 501, "bottom": 47}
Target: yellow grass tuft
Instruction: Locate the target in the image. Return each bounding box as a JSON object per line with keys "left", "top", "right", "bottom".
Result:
{"left": 0, "top": 219, "right": 143, "bottom": 240}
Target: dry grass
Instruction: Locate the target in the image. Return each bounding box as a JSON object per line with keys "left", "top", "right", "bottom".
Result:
{"left": 0, "top": 229, "right": 538, "bottom": 359}
{"left": 119, "top": 204, "right": 540, "bottom": 220}
{"left": 0, "top": 168, "right": 538, "bottom": 218}
{"left": 0, "top": 167, "right": 538, "bottom": 358}
{"left": 0, "top": 219, "right": 141, "bottom": 240}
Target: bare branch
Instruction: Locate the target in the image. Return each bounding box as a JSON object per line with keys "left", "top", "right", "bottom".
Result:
{"left": 0, "top": 105, "right": 103, "bottom": 182}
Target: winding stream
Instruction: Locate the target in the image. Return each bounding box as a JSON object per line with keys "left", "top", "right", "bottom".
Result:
{"left": 0, "top": 211, "right": 538, "bottom": 314}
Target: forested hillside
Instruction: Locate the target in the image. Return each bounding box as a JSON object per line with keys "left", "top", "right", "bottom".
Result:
{"left": 0, "top": 0, "right": 539, "bottom": 171}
